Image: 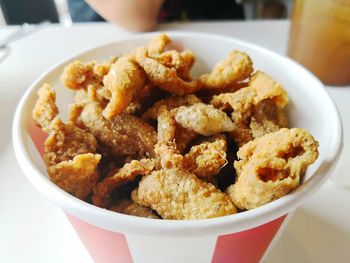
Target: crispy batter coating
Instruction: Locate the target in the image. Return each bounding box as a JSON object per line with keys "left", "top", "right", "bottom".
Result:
{"left": 199, "top": 50, "right": 253, "bottom": 89}
{"left": 226, "top": 128, "right": 319, "bottom": 210}
{"left": 80, "top": 102, "right": 157, "bottom": 157}
{"left": 33, "top": 85, "right": 100, "bottom": 200}
{"left": 102, "top": 56, "right": 146, "bottom": 119}
{"left": 68, "top": 102, "right": 84, "bottom": 128}
{"left": 154, "top": 50, "right": 195, "bottom": 81}
{"left": 133, "top": 168, "right": 237, "bottom": 219}
{"left": 43, "top": 118, "right": 98, "bottom": 166}
{"left": 174, "top": 124, "right": 198, "bottom": 153}
{"left": 178, "top": 50, "right": 195, "bottom": 77}
{"left": 184, "top": 135, "right": 227, "bottom": 178}
{"left": 61, "top": 60, "right": 101, "bottom": 90}
{"left": 48, "top": 153, "right": 101, "bottom": 200}
{"left": 147, "top": 33, "right": 171, "bottom": 56}
{"left": 211, "top": 71, "right": 288, "bottom": 122}
{"left": 154, "top": 106, "right": 183, "bottom": 169}
{"left": 135, "top": 47, "right": 199, "bottom": 96}
{"left": 92, "top": 159, "right": 156, "bottom": 208}
{"left": 211, "top": 71, "right": 289, "bottom": 146}
{"left": 172, "top": 103, "right": 235, "bottom": 136}
{"left": 61, "top": 60, "right": 114, "bottom": 110}
{"left": 146, "top": 34, "right": 195, "bottom": 81}
{"left": 93, "top": 61, "right": 112, "bottom": 78}
{"left": 142, "top": 94, "right": 201, "bottom": 120}
{"left": 33, "top": 85, "right": 98, "bottom": 166}
{"left": 110, "top": 199, "right": 159, "bottom": 219}
{"left": 250, "top": 99, "right": 288, "bottom": 138}
{"left": 32, "top": 84, "right": 59, "bottom": 132}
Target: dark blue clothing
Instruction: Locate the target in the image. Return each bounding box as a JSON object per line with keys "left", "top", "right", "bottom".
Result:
{"left": 67, "top": 0, "right": 244, "bottom": 23}
{"left": 68, "top": 0, "right": 105, "bottom": 22}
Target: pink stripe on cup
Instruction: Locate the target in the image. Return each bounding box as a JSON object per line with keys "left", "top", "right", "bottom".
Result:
{"left": 67, "top": 214, "right": 133, "bottom": 263}
{"left": 212, "top": 215, "right": 286, "bottom": 263}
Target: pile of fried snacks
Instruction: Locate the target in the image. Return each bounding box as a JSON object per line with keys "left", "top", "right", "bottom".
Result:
{"left": 32, "top": 33, "right": 319, "bottom": 220}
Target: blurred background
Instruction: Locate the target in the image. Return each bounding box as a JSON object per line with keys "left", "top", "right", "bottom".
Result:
{"left": 0, "top": 0, "right": 292, "bottom": 27}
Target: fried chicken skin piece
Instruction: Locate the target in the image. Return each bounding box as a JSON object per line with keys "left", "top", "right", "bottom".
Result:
{"left": 147, "top": 33, "right": 171, "bottom": 56}
{"left": 135, "top": 47, "right": 200, "bottom": 96}
{"left": 61, "top": 61, "right": 95, "bottom": 90}
{"left": 43, "top": 120, "right": 101, "bottom": 200}
{"left": 211, "top": 71, "right": 289, "bottom": 146}
{"left": 178, "top": 50, "right": 196, "bottom": 81}
{"left": 48, "top": 153, "right": 101, "bottom": 200}
{"left": 184, "top": 135, "right": 227, "bottom": 178}
{"left": 80, "top": 102, "right": 157, "bottom": 158}
{"left": 198, "top": 50, "right": 253, "bottom": 89}
{"left": 102, "top": 56, "right": 146, "bottom": 119}
{"left": 142, "top": 94, "right": 201, "bottom": 120}
{"left": 153, "top": 50, "right": 195, "bottom": 81}
{"left": 154, "top": 106, "right": 183, "bottom": 169}
{"left": 132, "top": 168, "right": 237, "bottom": 219}
{"left": 43, "top": 118, "right": 98, "bottom": 166}
{"left": 32, "top": 83, "right": 59, "bottom": 132}
{"left": 92, "top": 159, "right": 156, "bottom": 208}
{"left": 61, "top": 60, "right": 111, "bottom": 90}
{"left": 146, "top": 34, "right": 195, "bottom": 81}
{"left": 226, "top": 128, "right": 319, "bottom": 210}
{"left": 211, "top": 71, "right": 288, "bottom": 122}
{"left": 33, "top": 85, "right": 98, "bottom": 166}
{"left": 110, "top": 199, "right": 159, "bottom": 219}
{"left": 249, "top": 99, "right": 288, "bottom": 139}
{"left": 174, "top": 124, "right": 198, "bottom": 154}
{"left": 32, "top": 85, "right": 101, "bottom": 200}
{"left": 172, "top": 103, "right": 235, "bottom": 136}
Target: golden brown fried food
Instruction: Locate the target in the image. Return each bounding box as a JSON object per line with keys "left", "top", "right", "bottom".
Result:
{"left": 48, "top": 153, "right": 101, "bottom": 200}
{"left": 226, "top": 128, "right": 319, "bottom": 210}
{"left": 102, "top": 56, "right": 146, "bottom": 119}
{"left": 79, "top": 102, "right": 157, "bottom": 157}
{"left": 145, "top": 34, "right": 195, "bottom": 81}
{"left": 33, "top": 85, "right": 98, "bottom": 166}
{"left": 178, "top": 50, "right": 196, "bottom": 81}
{"left": 184, "top": 135, "right": 227, "bottom": 178}
{"left": 147, "top": 33, "right": 171, "bottom": 56}
{"left": 33, "top": 85, "right": 101, "bottom": 200}
{"left": 198, "top": 50, "right": 253, "bottom": 89}
{"left": 43, "top": 118, "right": 98, "bottom": 166}
{"left": 154, "top": 50, "right": 195, "bottom": 81}
{"left": 92, "top": 159, "right": 156, "bottom": 208}
{"left": 249, "top": 99, "right": 288, "bottom": 139}
{"left": 211, "top": 71, "right": 288, "bottom": 146}
{"left": 135, "top": 47, "right": 200, "bottom": 96}
{"left": 172, "top": 103, "right": 235, "bottom": 136}
{"left": 32, "top": 84, "right": 59, "bottom": 132}
{"left": 154, "top": 106, "right": 183, "bottom": 169}
{"left": 133, "top": 168, "right": 237, "bottom": 219}
{"left": 33, "top": 34, "right": 320, "bottom": 219}
{"left": 61, "top": 61, "right": 94, "bottom": 90}
{"left": 110, "top": 199, "right": 159, "bottom": 219}
{"left": 142, "top": 94, "right": 201, "bottom": 120}
{"left": 68, "top": 102, "right": 84, "bottom": 128}
{"left": 211, "top": 71, "right": 288, "bottom": 122}
{"left": 174, "top": 124, "right": 198, "bottom": 153}
{"left": 93, "top": 61, "right": 113, "bottom": 78}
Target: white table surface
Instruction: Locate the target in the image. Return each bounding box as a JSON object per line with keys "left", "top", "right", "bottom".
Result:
{"left": 1, "top": 20, "right": 349, "bottom": 263}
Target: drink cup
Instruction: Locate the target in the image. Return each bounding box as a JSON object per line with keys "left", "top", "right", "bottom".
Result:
{"left": 288, "top": 0, "right": 350, "bottom": 86}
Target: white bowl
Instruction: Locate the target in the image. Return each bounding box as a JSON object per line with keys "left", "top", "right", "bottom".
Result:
{"left": 12, "top": 32, "right": 342, "bottom": 260}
